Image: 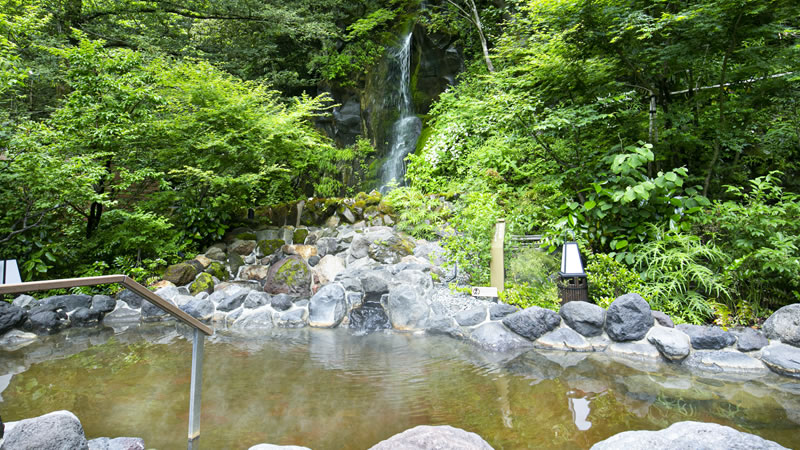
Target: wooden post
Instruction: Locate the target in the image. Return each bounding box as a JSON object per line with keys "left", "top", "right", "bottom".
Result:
{"left": 490, "top": 219, "right": 505, "bottom": 293}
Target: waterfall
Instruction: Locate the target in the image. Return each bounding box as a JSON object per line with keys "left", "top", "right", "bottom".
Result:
{"left": 379, "top": 32, "right": 422, "bottom": 193}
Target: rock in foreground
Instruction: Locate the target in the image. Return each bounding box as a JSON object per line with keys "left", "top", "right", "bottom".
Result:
{"left": 2, "top": 410, "right": 89, "bottom": 450}
{"left": 369, "top": 425, "right": 494, "bottom": 450}
{"left": 590, "top": 421, "right": 787, "bottom": 449}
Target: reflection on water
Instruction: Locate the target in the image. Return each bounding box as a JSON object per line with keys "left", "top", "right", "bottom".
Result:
{"left": 1, "top": 324, "right": 798, "bottom": 449}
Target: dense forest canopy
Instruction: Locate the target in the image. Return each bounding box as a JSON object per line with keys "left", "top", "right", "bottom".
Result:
{"left": 1, "top": 0, "right": 799, "bottom": 324}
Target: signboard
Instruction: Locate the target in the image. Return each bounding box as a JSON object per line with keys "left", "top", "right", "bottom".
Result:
{"left": 471, "top": 287, "right": 498, "bottom": 298}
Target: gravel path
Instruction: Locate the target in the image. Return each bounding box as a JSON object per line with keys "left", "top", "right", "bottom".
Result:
{"left": 430, "top": 283, "right": 497, "bottom": 317}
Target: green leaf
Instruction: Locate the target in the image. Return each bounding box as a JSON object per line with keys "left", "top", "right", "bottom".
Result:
{"left": 665, "top": 172, "right": 677, "bottom": 182}
{"left": 616, "top": 240, "right": 628, "bottom": 249}
{"left": 584, "top": 200, "right": 596, "bottom": 210}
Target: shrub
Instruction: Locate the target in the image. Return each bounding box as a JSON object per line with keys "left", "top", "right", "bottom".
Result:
{"left": 585, "top": 253, "right": 647, "bottom": 308}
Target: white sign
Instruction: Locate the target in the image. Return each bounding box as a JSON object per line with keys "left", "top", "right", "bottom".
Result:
{"left": 471, "top": 287, "right": 498, "bottom": 298}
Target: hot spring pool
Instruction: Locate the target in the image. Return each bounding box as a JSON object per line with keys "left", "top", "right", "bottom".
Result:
{"left": 1, "top": 324, "right": 798, "bottom": 449}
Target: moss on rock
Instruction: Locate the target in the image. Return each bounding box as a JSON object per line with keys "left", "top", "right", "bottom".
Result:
{"left": 293, "top": 228, "right": 309, "bottom": 244}
{"left": 258, "top": 239, "right": 285, "bottom": 256}
{"left": 163, "top": 263, "right": 198, "bottom": 286}
{"left": 190, "top": 272, "right": 215, "bottom": 296}
{"left": 205, "top": 261, "right": 228, "bottom": 281}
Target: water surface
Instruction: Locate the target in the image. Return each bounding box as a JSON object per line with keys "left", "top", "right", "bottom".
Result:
{"left": 1, "top": 324, "right": 798, "bottom": 449}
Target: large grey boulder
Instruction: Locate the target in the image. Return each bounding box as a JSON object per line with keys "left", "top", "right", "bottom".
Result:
{"left": 217, "top": 291, "right": 249, "bottom": 312}
{"left": 646, "top": 327, "right": 691, "bottom": 361}
{"left": 70, "top": 307, "right": 101, "bottom": 326}
{"left": 12, "top": 294, "right": 35, "bottom": 309}
{"left": 0, "top": 301, "right": 27, "bottom": 334}
{"left": 384, "top": 284, "right": 431, "bottom": 330}
{"left": 40, "top": 294, "right": 92, "bottom": 312}
{"left": 368, "top": 425, "right": 493, "bottom": 450}
{"left": 392, "top": 270, "right": 434, "bottom": 298}
{"left": 2, "top": 410, "right": 89, "bottom": 450}
{"left": 87, "top": 437, "right": 145, "bottom": 450}
{"left": 243, "top": 291, "right": 271, "bottom": 309}
{"left": 501, "top": 307, "right": 561, "bottom": 341}
{"left": 651, "top": 310, "right": 674, "bottom": 328}
{"left": 534, "top": 327, "right": 593, "bottom": 352}
{"left": 761, "top": 343, "right": 800, "bottom": 378}
{"left": 308, "top": 284, "right": 346, "bottom": 327}
{"left": 604, "top": 294, "right": 654, "bottom": 342}
{"left": 426, "top": 315, "right": 466, "bottom": 339}
{"left": 349, "top": 234, "right": 371, "bottom": 259}
{"left": 232, "top": 306, "right": 275, "bottom": 329}
{"left": 469, "top": 321, "right": 532, "bottom": 352}
{"left": 314, "top": 255, "right": 345, "bottom": 284}
{"left": 676, "top": 324, "right": 736, "bottom": 350}
{"left": 361, "top": 270, "right": 390, "bottom": 301}
{"left": 91, "top": 295, "right": 116, "bottom": 314}
{"left": 179, "top": 297, "right": 215, "bottom": 321}
{"left": 28, "top": 309, "right": 67, "bottom": 334}
{"left": 274, "top": 308, "right": 308, "bottom": 328}
{"left": 117, "top": 289, "right": 145, "bottom": 309}
{"left": 455, "top": 307, "right": 487, "bottom": 327}
{"left": 731, "top": 327, "right": 769, "bottom": 352}
{"left": 102, "top": 301, "right": 141, "bottom": 324}
{"left": 763, "top": 304, "right": 800, "bottom": 347}
{"left": 559, "top": 301, "right": 605, "bottom": 337}
{"left": 489, "top": 303, "right": 518, "bottom": 320}
{"left": 270, "top": 293, "right": 294, "bottom": 312}
{"left": 590, "top": 421, "right": 787, "bottom": 450}
{"left": 141, "top": 300, "right": 171, "bottom": 322}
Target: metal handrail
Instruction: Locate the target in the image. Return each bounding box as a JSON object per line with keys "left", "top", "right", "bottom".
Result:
{"left": 0, "top": 274, "right": 211, "bottom": 448}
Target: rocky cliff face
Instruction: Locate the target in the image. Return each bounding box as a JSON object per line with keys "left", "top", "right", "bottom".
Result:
{"left": 316, "top": 24, "right": 463, "bottom": 160}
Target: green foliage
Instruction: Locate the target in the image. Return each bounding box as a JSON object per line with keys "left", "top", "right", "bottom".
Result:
{"left": 585, "top": 254, "right": 648, "bottom": 309}
{"left": 631, "top": 226, "right": 731, "bottom": 324}
{"left": 442, "top": 192, "right": 502, "bottom": 285}
{"left": 502, "top": 247, "right": 560, "bottom": 310}
{"left": 500, "top": 282, "right": 560, "bottom": 311}
{"left": 552, "top": 142, "right": 710, "bottom": 262}
{"left": 699, "top": 171, "right": 800, "bottom": 308}
{"left": 384, "top": 186, "right": 449, "bottom": 239}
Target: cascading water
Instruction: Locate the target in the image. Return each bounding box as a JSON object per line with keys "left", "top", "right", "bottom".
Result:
{"left": 379, "top": 32, "right": 422, "bottom": 193}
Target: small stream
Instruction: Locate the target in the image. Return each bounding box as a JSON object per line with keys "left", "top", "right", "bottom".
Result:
{"left": 1, "top": 324, "right": 798, "bottom": 449}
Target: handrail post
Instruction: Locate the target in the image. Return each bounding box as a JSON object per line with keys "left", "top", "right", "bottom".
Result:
{"left": 188, "top": 327, "right": 204, "bottom": 449}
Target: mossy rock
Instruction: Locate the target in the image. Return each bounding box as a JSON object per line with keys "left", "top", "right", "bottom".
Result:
{"left": 364, "top": 206, "right": 380, "bottom": 219}
{"left": 190, "top": 272, "right": 215, "bottom": 296}
{"left": 205, "top": 261, "right": 228, "bottom": 281}
{"left": 264, "top": 256, "right": 311, "bottom": 297}
{"left": 163, "top": 263, "right": 198, "bottom": 286}
{"left": 258, "top": 239, "right": 285, "bottom": 256}
{"left": 235, "top": 232, "right": 257, "bottom": 241}
{"left": 365, "top": 191, "right": 382, "bottom": 205}
{"left": 293, "top": 228, "right": 309, "bottom": 244}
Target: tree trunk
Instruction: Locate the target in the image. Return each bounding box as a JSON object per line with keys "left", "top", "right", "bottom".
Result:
{"left": 468, "top": 0, "right": 495, "bottom": 73}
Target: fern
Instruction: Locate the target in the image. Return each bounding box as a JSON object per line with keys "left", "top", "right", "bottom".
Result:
{"left": 631, "top": 225, "right": 730, "bottom": 324}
